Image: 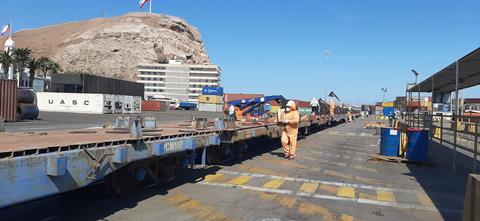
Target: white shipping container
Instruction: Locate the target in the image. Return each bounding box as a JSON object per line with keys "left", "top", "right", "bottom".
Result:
{"left": 103, "top": 94, "right": 114, "bottom": 114}
{"left": 114, "top": 95, "right": 124, "bottom": 114}
{"left": 198, "top": 103, "right": 223, "bottom": 112}
{"left": 133, "top": 96, "right": 142, "bottom": 114}
{"left": 123, "top": 96, "right": 134, "bottom": 114}
{"left": 36, "top": 92, "right": 105, "bottom": 114}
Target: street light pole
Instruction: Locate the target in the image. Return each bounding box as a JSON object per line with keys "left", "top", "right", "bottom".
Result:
{"left": 324, "top": 50, "right": 330, "bottom": 102}
{"left": 411, "top": 70, "right": 420, "bottom": 128}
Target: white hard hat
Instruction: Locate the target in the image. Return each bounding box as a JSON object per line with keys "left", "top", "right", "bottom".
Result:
{"left": 286, "top": 100, "right": 295, "bottom": 107}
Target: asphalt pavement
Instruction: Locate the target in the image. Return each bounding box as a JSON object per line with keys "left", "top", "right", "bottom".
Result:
{"left": 0, "top": 117, "right": 468, "bottom": 221}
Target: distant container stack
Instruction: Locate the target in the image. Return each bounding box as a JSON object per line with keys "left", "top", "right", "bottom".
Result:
{"left": 382, "top": 102, "right": 395, "bottom": 116}
{"left": 198, "top": 86, "right": 224, "bottom": 112}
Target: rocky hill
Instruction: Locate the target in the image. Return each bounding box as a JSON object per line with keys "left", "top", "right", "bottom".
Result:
{"left": 0, "top": 13, "right": 211, "bottom": 81}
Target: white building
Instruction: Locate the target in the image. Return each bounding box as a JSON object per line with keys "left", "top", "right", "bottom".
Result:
{"left": 0, "top": 37, "right": 15, "bottom": 80}
{"left": 0, "top": 37, "right": 29, "bottom": 87}
{"left": 136, "top": 60, "right": 221, "bottom": 103}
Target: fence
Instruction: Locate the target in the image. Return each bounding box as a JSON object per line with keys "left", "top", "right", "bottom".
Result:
{"left": 403, "top": 112, "right": 480, "bottom": 173}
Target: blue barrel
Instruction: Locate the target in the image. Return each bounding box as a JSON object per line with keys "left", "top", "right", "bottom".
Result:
{"left": 380, "top": 128, "right": 400, "bottom": 156}
{"left": 407, "top": 129, "right": 429, "bottom": 161}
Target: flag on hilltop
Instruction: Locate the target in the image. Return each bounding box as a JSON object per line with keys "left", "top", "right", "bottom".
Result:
{"left": 139, "top": 0, "right": 150, "bottom": 8}
{"left": 1, "top": 24, "right": 10, "bottom": 36}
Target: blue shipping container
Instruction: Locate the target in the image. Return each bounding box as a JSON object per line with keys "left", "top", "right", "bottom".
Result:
{"left": 202, "top": 87, "right": 224, "bottom": 96}
{"left": 383, "top": 107, "right": 395, "bottom": 116}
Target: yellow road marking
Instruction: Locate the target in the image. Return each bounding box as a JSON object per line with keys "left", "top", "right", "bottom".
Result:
{"left": 276, "top": 196, "right": 297, "bottom": 208}
{"left": 227, "top": 175, "right": 252, "bottom": 185}
{"left": 298, "top": 202, "right": 335, "bottom": 221}
{"left": 263, "top": 179, "right": 285, "bottom": 189}
{"left": 203, "top": 173, "right": 225, "bottom": 182}
{"left": 318, "top": 184, "right": 338, "bottom": 194}
{"left": 377, "top": 190, "right": 396, "bottom": 202}
{"left": 324, "top": 170, "right": 353, "bottom": 180}
{"left": 417, "top": 193, "right": 435, "bottom": 206}
{"left": 164, "top": 194, "right": 237, "bottom": 221}
{"left": 340, "top": 214, "right": 354, "bottom": 221}
{"left": 259, "top": 192, "right": 277, "bottom": 201}
{"left": 299, "top": 182, "right": 319, "bottom": 193}
{"left": 337, "top": 187, "right": 355, "bottom": 198}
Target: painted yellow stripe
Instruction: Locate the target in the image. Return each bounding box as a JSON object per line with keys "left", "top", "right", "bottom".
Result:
{"left": 259, "top": 192, "right": 277, "bottom": 201}
{"left": 377, "top": 190, "right": 396, "bottom": 202}
{"left": 318, "top": 184, "right": 338, "bottom": 194}
{"left": 227, "top": 175, "right": 252, "bottom": 185}
{"left": 299, "top": 182, "right": 319, "bottom": 193}
{"left": 298, "top": 202, "right": 335, "bottom": 221}
{"left": 263, "top": 179, "right": 285, "bottom": 189}
{"left": 276, "top": 196, "right": 297, "bottom": 208}
{"left": 417, "top": 193, "right": 435, "bottom": 206}
{"left": 340, "top": 214, "right": 354, "bottom": 221}
{"left": 203, "top": 173, "right": 225, "bottom": 182}
{"left": 337, "top": 187, "right": 355, "bottom": 198}
{"left": 165, "top": 194, "right": 237, "bottom": 221}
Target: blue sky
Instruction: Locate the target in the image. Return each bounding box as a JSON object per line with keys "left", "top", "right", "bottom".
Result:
{"left": 1, "top": 0, "right": 479, "bottom": 104}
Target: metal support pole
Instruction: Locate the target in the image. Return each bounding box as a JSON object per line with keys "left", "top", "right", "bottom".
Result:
{"left": 474, "top": 121, "right": 478, "bottom": 173}
{"left": 440, "top": 114, "right": 444, "bottom": 145}
{"left": 417, "top": 75, "right": 421, "bottom": 129}
{"left": 453, "top": 60, "right": 459, "bottom": 173}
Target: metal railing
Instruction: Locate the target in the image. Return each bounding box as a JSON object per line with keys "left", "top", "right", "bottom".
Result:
{"left": 403, "top": 113, "right": 480, "bottom": 173}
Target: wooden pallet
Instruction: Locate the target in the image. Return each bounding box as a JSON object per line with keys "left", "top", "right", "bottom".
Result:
{"left": 368, "top": 154, "right": 436, "bottom": 165}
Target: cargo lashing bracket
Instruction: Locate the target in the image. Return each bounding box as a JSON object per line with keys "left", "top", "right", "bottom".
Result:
{"left": 82, "top": 146, "right": 113, "bottom": 180}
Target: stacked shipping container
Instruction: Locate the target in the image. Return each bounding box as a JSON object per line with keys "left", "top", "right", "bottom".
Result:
{"left": 198, "top": 87, "right": 224, "bottom": 112}
{"left": 0, "top": 80, "right": 18, "bottom": 121}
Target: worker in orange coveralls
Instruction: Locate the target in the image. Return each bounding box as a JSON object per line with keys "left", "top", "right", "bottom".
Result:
{"left": 281, "top": 100, "right": 300, "bottom": 160}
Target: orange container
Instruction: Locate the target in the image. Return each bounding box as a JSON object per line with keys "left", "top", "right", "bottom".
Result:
{"left": 0, "top": 80, "right": 18, "bottom": 121}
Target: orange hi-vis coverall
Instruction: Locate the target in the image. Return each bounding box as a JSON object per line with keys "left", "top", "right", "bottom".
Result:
{"left": 281, "top": 110, "right": 300, "bottom": 157}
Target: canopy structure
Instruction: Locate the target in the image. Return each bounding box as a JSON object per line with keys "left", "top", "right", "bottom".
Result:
{"left": 408, "top": 47, "right": 480, "bottom": 93}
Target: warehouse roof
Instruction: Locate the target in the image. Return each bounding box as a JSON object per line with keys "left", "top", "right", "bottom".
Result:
{"left": 408, "top": 47, "right": 480, "bottom": 93}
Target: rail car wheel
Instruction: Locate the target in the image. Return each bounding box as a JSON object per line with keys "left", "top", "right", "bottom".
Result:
{"left": 104, "top": 165, "right": 138, "bottom": 196}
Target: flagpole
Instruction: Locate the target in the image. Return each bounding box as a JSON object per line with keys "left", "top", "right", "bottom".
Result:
{"left": 10, "top": 21, "right": 12, "bottom": 37}
{"left": 149, "top": 0, "right": 152, "bottom": 14}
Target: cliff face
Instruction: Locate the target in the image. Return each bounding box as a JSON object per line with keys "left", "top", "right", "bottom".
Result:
{"left": 1, "top": 13, "right": 211, "bottom": 81}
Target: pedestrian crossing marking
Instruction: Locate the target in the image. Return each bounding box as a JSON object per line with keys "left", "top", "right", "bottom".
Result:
{"left": 318, "top": 184, "right": 338, "bottom": 194}
{"left": 377, "top": 190, "right": 396, "bottom": 202}
{"left": 337, "top": 187, "right": 355, "bottom": 198}
{"left": 358, "top": 192, "right": 376, "bottom": 200}
{"left": 203, "top": 173, "right": 225, "bottom": 182}
{"left": 227, "top": 175, "right": 252, "bottom": 185}
{"left": 263, "top": 179, "right": 285, "bottom": 189}
{"left": 299, "top": 182, "right": 319, "bottom": 193}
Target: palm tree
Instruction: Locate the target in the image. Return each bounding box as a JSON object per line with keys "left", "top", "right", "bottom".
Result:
{"left": 27, "top": 57, "right": 40, "bottom": 87}
{"left": 38, "top": 56, "right": 62, "bottom": 90}
{"left": 13, "top": 48, "right": 32, "bottom": 73}
{"left": 0, "top": 50, "right": 13, "bottom": 79}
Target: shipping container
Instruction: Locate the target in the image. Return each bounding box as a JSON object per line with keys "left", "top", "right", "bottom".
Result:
{"left": 36, "top": 92, "right": 141, "bottom": 114}
{"left": 36, "top": 92, "right": 105, "bottom": 114}
{"left": 224, "top": 93, "right": 264, "bottom": 103}
{"left": 133, "top": 96, "right": 142, "bottom": 114}
{"left": 198, "top": 103, "right": 223, "bottom": 112}
{"left": 142, "top": 100, "right": 168, "bottom": 111}
{"left": 202, "top": 86, "right": 224, "bottom": 96}
{"left": 382, "top": 102, "right": 394, "bottom": 107}
{"left": 383, "top": 107, "right": 395, "bottom": 116}
{"left": 0, "top": 80, "right": 18, "bottom": 121}
{"left": 198, "top": 95, "right": 223, "bottom": 104}
{"left": 50, "top": 73, "right": 144, "bottom": 97}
